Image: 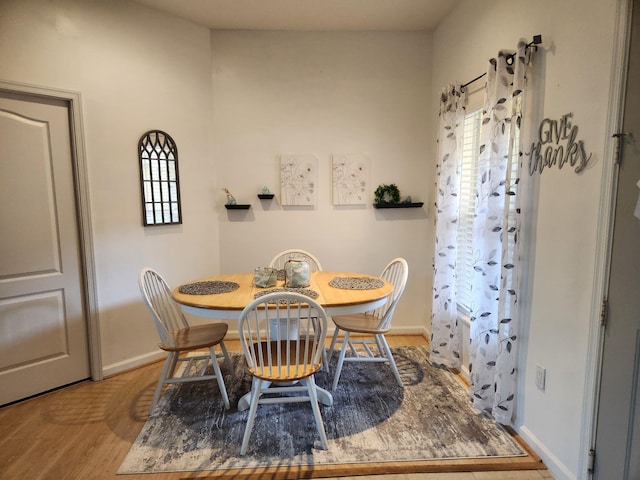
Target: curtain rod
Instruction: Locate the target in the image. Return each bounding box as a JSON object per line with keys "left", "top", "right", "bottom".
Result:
{"left": 461, "top": 35, "right": 543, "bottom": 89}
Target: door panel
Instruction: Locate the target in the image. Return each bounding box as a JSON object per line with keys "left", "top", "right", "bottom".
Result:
{"left": 0, "top": 292, "right": 68, "bottom": 369}
{"left": 594, "top": 1, "right": 640, "bottom": 477}
{"left": 0, "top": 91, "right": 90, "bottom": 405}
{"left": 0, "top": 109, "right": 60, "bottom": 276}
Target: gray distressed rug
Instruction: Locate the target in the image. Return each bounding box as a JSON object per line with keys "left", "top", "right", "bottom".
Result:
{"left": 118, "top": 346, "right": 525, "bottom": 474}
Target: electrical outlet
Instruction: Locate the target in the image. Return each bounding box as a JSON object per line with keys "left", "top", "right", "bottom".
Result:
{"left": 535, "top": 364, "right": 546, "bottom": 391}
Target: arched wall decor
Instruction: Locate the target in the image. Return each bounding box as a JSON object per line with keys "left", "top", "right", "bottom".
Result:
{"left": 138, "top": 130, "right": 182, "bottom": 226}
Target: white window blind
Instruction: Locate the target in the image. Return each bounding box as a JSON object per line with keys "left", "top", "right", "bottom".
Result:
{"left": 456, "top": 107, "right": 520, "bottom": 316}
{"left": 456, "top": 108, "right": 482, "bottom": 314}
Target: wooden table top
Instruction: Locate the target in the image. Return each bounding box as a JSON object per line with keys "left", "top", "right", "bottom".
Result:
{"left": 172, "top": 271, "right": 392, "bottom": 312}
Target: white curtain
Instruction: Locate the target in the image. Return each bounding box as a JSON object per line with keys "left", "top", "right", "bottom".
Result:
{"left": 430, "top": 83, "right": 466, "bottom": 369}
{"left": 432, "top": 42, "right": 532, "bottom": 424}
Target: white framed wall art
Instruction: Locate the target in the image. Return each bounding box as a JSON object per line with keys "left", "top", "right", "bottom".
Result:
{"left": 332, "top": 153, "right": 369, "bottom": 205}
{"left": 280, "top": 154, "right": 318, "bottom": 206}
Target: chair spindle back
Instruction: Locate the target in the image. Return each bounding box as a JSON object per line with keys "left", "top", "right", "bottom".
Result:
{"left": 372, "top": 258, "right": 409, "bottom": 331}
{"left": 139, "top": 268, "right": 189, "bottom": 349}
{"left": 269, "top": 249, "right": 323, "bottom": 272}
{"left": 239, "top": 292, "right": 327, "bottom": 381}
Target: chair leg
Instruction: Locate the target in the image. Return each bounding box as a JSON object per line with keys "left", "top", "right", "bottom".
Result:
{"left": 332, "top": 331, "right": 350, "bottom": 390}
{"left": 305, "top": 375, "right": 328, "bottom": 449}
{"left": 321, "top": 347, "right": 329, "bottom": 372}
{"left": 240, "top": 377, "right": 262, "bottom": 455}
{"left": 374, "top": 334, "right": 385, "bottom": 355}
{"left": 150, "top": 353, "right": 174, "bottom": 416}
{"left": 218, "top": 341, "right": 234, "bottom": 377}
{"left": 327, "top": 327, "right": 340, "bottom": 359}
{"left": 379, "top": 334, "right": 402, "bottom": 386}
{"left": 167, "top": 351, "right": 180, "bottom": 378}
{"left": 209, "top": 347, "right": 230, "bottom": 409}
{"left": 311, "top": 317, "right": 329, "bottom": 372}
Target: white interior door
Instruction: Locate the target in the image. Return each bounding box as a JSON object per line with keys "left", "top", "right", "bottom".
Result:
{"left": 0, "top": 90, "right": 90, "bottom": 405}
{"left": 594, "top": 1, "right": 640, "bottom": 477}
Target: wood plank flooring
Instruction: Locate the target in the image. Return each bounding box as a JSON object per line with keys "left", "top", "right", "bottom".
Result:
{"left": 0, "top": 335, "right": 553, "bottom": 480}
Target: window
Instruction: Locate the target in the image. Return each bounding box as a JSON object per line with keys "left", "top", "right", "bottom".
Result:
{"left": 456, "top": 107, "right": 519, "bottom": 315}
{"left": 138, "top": 130, "right": 182, "bottom": 226}
{"left": 456, "top": 108, "right": 482, "bottom": 314}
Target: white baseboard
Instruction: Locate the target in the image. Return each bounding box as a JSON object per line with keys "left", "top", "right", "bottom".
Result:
{"left": 389, "top": 325, "right": 430, "bottom": 336}
{"left": 101, "top": 326, "right": 430, "bottom": 378}
{"left": 518, "top": 425, "right": 576, "bottom": 480}
{"left": 102, "top": 350, "right": 165, "bottom": 378}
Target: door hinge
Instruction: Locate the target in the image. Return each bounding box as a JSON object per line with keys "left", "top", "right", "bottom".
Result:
{"left": 588, "top": 448, "right": 596, "bottom": 474}
{"left": 600, "top": 299, "right": 608, "bottom": 328}
{"left": 612, "top": 132, "right": 631, "bottom": 165}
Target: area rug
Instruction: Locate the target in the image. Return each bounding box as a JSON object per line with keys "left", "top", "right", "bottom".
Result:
{"left": 118, "top": 346, "right": 526, "bottom": 475}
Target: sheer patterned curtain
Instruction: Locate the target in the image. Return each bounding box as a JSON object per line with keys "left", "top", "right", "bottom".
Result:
{"left": 469, "top": 42, "right": 531, "bottom": 423}
{"left": 430, "top": 83, "right": 466, "bottom": 369}
{"left": 431, "top": 43, "right": 532, "bottom": 424}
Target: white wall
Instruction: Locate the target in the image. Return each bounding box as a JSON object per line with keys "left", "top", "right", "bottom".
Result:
{"left": 210, "top": 30, "right": 434, "bottom": 334}
{"left": 433, "top": 1, "right": 619, "bottom": 479}
{"left": 0, "top": 1, "right": 434, "bottom": 368}
{"left": 1, "top": 0, "right": 619, "bottom": 477}
{"left": 0, "top": 0, "right": 220, "bottom": 372}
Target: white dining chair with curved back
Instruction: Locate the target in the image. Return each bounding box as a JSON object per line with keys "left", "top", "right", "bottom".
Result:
{"left": 327, "top": 257, "right": 409, "bottom": 390}
{"left": 269, "top": 248, "right": 328, "bottom": 370}
{"left": 238, "top": 291, "right": 329, "bottom": 455}
{"left": 139, "top": 267, "right": 232, "bottom": 415}
{"left": 269, "top": 248, "right": 323, "bottom": 272}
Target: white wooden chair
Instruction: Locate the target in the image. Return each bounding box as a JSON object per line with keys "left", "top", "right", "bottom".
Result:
{"left": 139, "top": 268, "right": 232, "bottom": 415}
{"left": 238, "top": 292, "right": 329, "bottom": 455}
{"left": 269, "top": 248, "right": 328, "bottom": 370}
{"left": 327, "top": 258, "right": 409, "bottom": 390}
{"left": 269, "top": 248, "right": 323, "bottom": 272}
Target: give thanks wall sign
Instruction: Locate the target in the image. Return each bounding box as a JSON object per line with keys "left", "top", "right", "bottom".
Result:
{"left": 527, "top": 112, "right": 592, "bottom": 175}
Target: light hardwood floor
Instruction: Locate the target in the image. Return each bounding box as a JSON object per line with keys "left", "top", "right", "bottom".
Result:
{"left": 0, "top": 335, "right": 553, "bottom": 480}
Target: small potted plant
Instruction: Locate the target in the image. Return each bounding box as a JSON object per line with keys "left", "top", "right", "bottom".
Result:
{"left": 374, "top": 184, "right": 401, "bottom": 205}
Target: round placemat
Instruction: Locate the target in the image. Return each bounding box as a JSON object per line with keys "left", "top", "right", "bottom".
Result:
{"left": 253, "top": 287, "right": 319, "bottom": 301}
{"left": 329, "top": 276, "right": 385, "bottom": 290}
{"left": 178, "top": 281, "right": 240, "bottom": 295}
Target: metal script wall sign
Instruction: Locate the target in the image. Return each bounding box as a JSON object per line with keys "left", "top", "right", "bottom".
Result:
{"left": 527, "top": 112, "right": 592, "bottom": 175}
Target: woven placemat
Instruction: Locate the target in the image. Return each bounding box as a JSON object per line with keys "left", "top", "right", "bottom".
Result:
{"left": 178, "top": 281, "right": 240, "bottom": 295}
{"left": 253, "top": 287, "right": 319, "bottom": 301}
{"left": 329, "top": 276, "right": 385, "bottom": 290}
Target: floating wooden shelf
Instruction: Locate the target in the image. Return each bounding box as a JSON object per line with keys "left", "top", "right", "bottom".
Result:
{"left": 257, "top": 194, "right": 275, "bottom": 199}
{"left": 225, "top": 204, "right": 251, "bottom": 210}
{"left": 374, "top": 202, "right": 424, "bottom": 209}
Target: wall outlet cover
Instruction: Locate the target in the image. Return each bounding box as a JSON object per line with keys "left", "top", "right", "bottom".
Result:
{"left": 535, "top": 364, "right": 546, "bottom": 391}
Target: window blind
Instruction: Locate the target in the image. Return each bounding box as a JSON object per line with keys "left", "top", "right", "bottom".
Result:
{"left": 456, "top": 107, "right": 520, "bottom": 316}
{"left": 456, "top": 108, "right": 482, "bottom": 314}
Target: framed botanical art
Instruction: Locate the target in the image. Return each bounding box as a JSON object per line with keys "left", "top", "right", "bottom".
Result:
{"left": 332, "top": 153, "right": 369, "bottom": 205}
{"left": 280, "top": 154, "right": 318, "bottom": 206}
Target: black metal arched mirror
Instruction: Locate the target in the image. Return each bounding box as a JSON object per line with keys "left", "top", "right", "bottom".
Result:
{"left": 138, "top": 130, "right": 182, "bottom": 226}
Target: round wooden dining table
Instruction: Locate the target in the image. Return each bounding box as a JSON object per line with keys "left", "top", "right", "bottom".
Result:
{"left": 172, "top": 270, "right": 393, "bottom": 319}
{"left": 172, "top": 270, "right": 393, "bottom": 410}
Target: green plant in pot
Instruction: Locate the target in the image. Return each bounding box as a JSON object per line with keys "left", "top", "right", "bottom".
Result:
{"left": 374, "top": 184, "right": 401, "bottom": 205}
